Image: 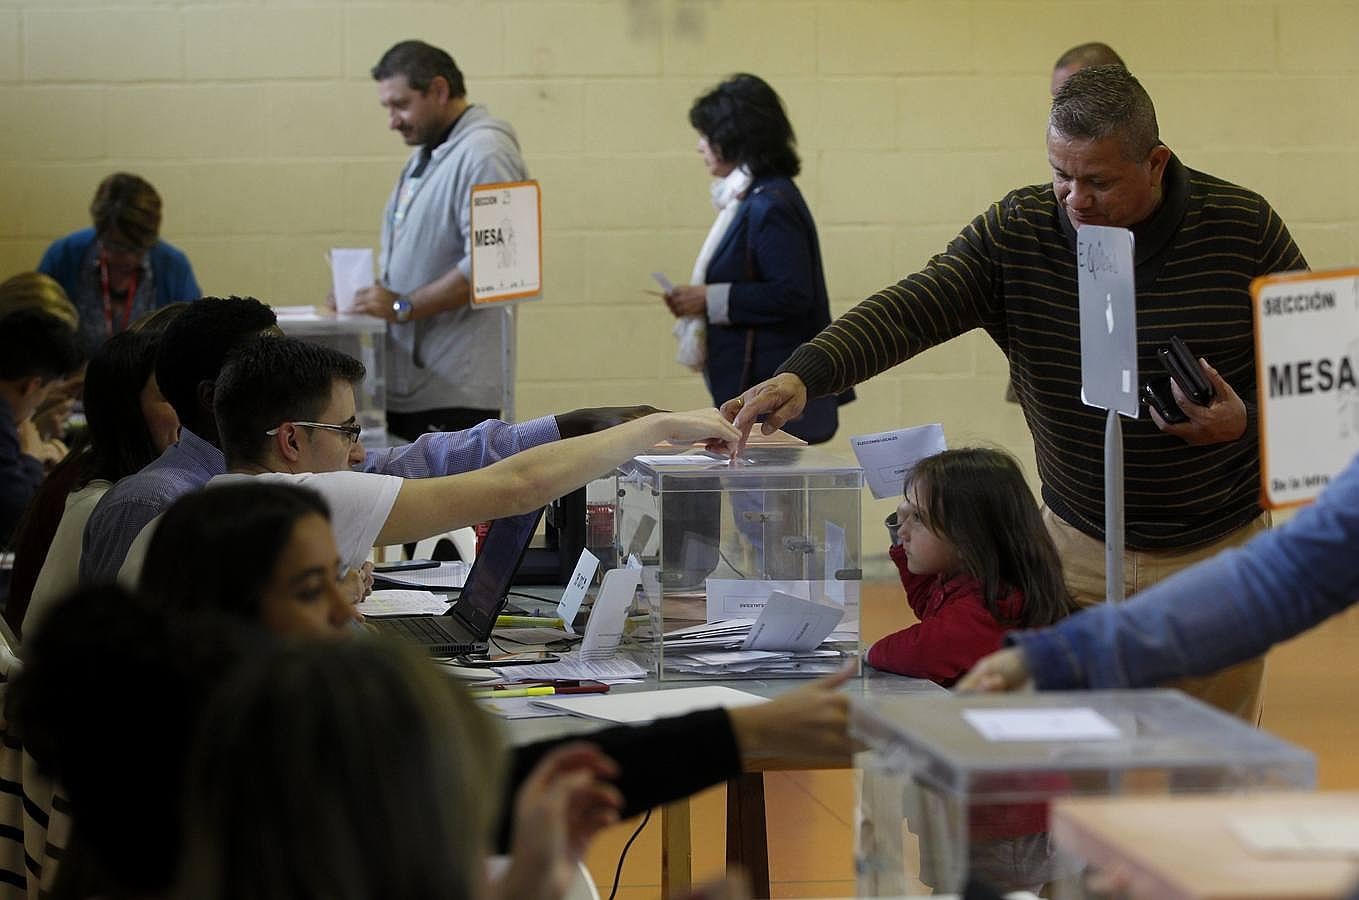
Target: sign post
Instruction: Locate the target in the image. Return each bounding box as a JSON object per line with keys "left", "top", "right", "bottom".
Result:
{"left": 1076, "top": 225, "right": 1138, "bottom": 603}
{"left": 1251, "top": 267, "right": 1359, "bottom": 509}
{"left": 469, "top": 180, "right": 542, "bottom": 422}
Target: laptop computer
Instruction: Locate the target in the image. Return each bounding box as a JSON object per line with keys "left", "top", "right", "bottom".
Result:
{"left": 369, "top": 507, "right": 544, "bottom": 657}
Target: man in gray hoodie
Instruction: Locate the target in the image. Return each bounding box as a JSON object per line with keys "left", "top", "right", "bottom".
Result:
{"left": 355, "top": 40, "right": 528, "bottom": 441}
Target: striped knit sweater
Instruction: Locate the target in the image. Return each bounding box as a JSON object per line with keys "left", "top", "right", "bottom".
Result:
{"left": 779, "top": 155, "right": 1306, "bottom": 550}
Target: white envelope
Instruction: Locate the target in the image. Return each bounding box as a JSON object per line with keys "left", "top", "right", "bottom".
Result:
{"left": 329, "top": 248, "right": 375, "bottom": 314}
{"left": 741, "top": 591, "right": 843, "bottom": 652}
{"left": 580, "top": 567, "right": 642, "bottom": 660}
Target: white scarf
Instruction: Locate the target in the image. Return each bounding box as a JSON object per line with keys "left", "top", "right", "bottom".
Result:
{"left": 675, "top": 166, "right": 752, "bottom": 371}
{"left": 690, "top": 166, "right": 752, "bottom": 283}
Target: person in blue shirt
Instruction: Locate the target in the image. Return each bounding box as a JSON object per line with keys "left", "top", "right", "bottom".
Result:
{"left": 0, "top": 310, "right": 83, "bottom": 548}
{"left": 38, "top": 173, "right": 200, "bottom": 355}
{"left": 958, "top": 452, "right": 1359, "bottom": 693}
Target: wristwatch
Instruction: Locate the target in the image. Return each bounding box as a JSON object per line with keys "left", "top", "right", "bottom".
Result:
{"left": 392, "top": 295, "right": 413, "bottom": 324}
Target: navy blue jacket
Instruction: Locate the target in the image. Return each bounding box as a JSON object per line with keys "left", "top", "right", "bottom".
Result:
{"left": 703, "top": 175, "right": 852, "bottom": 444}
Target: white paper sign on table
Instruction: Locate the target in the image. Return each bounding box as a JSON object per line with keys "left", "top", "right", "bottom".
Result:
{"left": 329, "top": 248, "right": 374, "bottom": 314}
{"left": 962, "top": 708, "right": 1122, "bottom": 742}
{"left": 556, "top": 548, "right": 599, "bottom": 635}
{"left": 580, "top": 567, "right": 642, "bottom": 660}
{"left": 850, "top": 424, "right": 948, "bottom": 499}
{"left": 741, "top": 591, "right": 843, "bottom": 652}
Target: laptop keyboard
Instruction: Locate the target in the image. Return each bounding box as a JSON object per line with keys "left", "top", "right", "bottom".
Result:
{"left": 384, "top": 617, "right": 453, "bottom": 642}
{"left": 375, "top": 617, "right": 479, "bottom": 655}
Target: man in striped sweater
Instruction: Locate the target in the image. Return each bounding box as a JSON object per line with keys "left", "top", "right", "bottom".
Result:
{"left": 726, "top": 65, "right": 1306, "bottom": 723}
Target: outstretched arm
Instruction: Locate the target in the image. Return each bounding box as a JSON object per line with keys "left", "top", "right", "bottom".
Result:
{"left": 962, "top": 452, "right": 1359, "bottom": 692}
{"left": 376, "top": 409, "right": 739, "bottom": 545}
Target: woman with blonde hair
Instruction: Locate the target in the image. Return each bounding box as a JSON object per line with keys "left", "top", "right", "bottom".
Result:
{"left": 0, "top": 272, "right": 79, "bottom": 329}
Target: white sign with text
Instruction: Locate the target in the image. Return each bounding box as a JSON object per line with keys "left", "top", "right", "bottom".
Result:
{"left": 470, "top": 180, "right": 542, "bottom": 304}
{"left": 1252, "top": 267, "right": 1359, "bottom": 508}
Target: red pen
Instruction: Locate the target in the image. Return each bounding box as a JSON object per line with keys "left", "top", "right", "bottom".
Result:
{"left": 551, "top": 681, "right": 610, "bottom": 695}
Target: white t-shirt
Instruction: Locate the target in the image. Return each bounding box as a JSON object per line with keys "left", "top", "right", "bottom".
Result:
{"left": 118, "top": 470, "right": 403, "bottom": 587}
{"left": 208, "top": 471, "right": 402, "bottom": 573}
{"left": 25, "top": 481, "right": 111, "bottom": 636}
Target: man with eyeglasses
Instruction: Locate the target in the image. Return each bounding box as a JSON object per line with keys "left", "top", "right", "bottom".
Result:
{"left": 726, "top": 66, "right": 1307, "bottom": 723}
{"left": 86, "top": 298, "right": 667, "bottom": 586}
{"left": 38, "top": 173, "right": 201, "bottom": 355}
{"left": 113, "top": 335, "right": 738, "bottom": 586}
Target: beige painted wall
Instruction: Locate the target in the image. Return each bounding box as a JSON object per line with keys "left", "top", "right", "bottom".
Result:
{"left": 4, "top": 0, "right": 1358, "bottom": 538}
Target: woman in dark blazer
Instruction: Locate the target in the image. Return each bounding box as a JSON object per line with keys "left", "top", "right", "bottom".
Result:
{"left": 664, "top": 73, "right": 852, "bottom": 445}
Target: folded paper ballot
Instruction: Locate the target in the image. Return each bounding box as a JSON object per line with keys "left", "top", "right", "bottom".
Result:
{"left": 742, "top": 591, "right": 843, "bottom": 652}
{"left": 850, "top": 423, "right": 947, "bottom": 499}
{"left": 329, "top": 248, "right": 374, "bottom": 314}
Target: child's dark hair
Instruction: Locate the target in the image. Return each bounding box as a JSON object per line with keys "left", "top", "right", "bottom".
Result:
{"left": 904, "top": 448, "right": 1074, "bottom": 628}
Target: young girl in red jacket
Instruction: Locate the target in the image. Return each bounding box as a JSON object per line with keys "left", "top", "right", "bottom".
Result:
{"left": 867, "top": 447, "right": 1073, "bottom": 684}
{"left": 864, "top": 448, "right": 1077, "bottom": 892}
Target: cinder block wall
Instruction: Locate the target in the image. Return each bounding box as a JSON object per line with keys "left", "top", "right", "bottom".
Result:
{"left": 4, "top": 0, "right": 1358, "bottom": 541}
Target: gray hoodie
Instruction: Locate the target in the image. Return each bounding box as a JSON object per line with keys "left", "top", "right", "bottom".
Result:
{"left": 379, "top": 105, "right": 528, "bottom": 413}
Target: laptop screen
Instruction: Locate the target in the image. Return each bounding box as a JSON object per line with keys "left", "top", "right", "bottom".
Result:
{"left": 454, "top": 506, "right": 545, "bottom": 636}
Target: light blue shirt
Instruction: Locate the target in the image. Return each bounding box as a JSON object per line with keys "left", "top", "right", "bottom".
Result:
{"left": 1014, "top": 451, "right": 1359, "bottom": 689}
{"left": 80, "top": 415, "right": 561, "bottom": 584}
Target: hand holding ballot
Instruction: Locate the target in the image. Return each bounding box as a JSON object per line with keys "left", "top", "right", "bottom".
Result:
{"left": 721, "top": 372, "right": 809, "bottom": 452}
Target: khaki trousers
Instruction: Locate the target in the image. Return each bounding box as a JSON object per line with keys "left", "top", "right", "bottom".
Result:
{"left": 1042, "top": 508, "right": 1271, "bottom": 724}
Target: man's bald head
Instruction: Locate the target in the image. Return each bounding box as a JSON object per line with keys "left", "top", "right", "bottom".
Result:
{"left": 1051, "top": 42, "right": 1126, "bottom": 96}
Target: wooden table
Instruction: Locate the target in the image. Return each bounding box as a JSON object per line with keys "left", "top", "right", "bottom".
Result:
{"left": 1051, "top": 792, "right": 1359, "bottom": 900}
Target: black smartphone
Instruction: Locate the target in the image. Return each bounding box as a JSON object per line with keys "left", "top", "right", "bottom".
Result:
{"left": 373, "top": 559, "right": 440, "bottom": 573}
{"left": 1142, "top": 377, "right": 1188, "bottom": 424}
{"left": 1158, "top": 336, "right": 1215, "bottom": 406}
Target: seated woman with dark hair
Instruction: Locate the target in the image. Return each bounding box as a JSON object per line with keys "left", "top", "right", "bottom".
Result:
{"left": 175, "top": 638, "right": 625, "bottom": 900}
{"left": 5, "top": 584, "right": 263, "bottom": 899}
{"left": 10, "top": 327, "right": 181, "bottom": 637}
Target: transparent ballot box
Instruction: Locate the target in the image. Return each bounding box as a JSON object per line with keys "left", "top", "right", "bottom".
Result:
{"left": 614, "top": 448, "right": 863, "bottom": 680}
{"left": 275, "top": 311, "right": 388, "bottom": 447}
{"left": 851, "top": 690, "right": 1316, "bottom": 896}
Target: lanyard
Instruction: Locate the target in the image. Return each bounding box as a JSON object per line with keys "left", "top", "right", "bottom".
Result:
{"left": 98, "top": 247, "right": 139, "bottom": 337}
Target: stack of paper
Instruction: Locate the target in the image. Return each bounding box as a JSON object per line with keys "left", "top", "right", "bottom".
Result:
{"left": 361, "top": 589, "right": 451, "bottom": 617}
{"left": 371, "top": 561, "right": 468, "bottom": 591}
{"left": 658, "top": 592, "right": 851, "bottom": 676}
{"left": 492, "top": 651, "right": 648, "bottom": 684}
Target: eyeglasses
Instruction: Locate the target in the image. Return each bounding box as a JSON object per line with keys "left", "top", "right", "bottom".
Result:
{"left": 266, "top": 420, "right": 362, "bottom": 445}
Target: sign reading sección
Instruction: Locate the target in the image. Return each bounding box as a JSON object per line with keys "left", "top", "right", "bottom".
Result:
{"left": 469, "top": 180, "right": 542, "bottom": 305}
{"left": 1251, "top": 267, "right": 1359, "bottom": 508}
